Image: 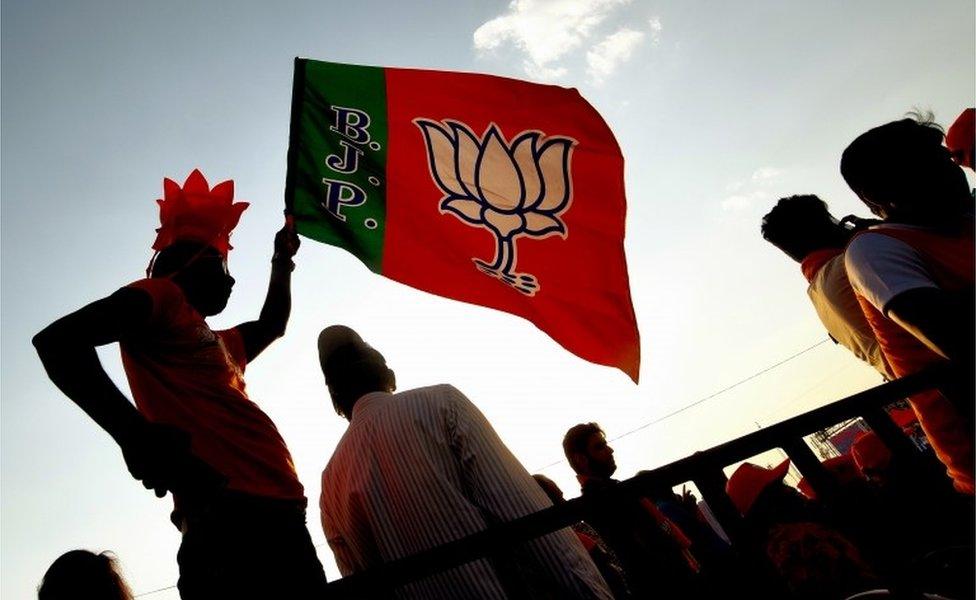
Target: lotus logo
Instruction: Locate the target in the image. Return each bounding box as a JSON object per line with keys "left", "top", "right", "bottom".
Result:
{"left": 415, "top": 119, "right": 576, "bottom": 296}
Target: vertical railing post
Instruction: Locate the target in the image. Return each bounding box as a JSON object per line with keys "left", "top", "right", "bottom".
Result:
{"left": 692, "top": 468, "right": 742, "bottom": 546}
{"left": 693, "top": 467, "right": 789, "bottom": 599}
{"left": 783, "top": 438, "right": 837, "bottom": 500}
{"left": 862, "top": 407, "right": 956, "bottom": 496}
{"left": 861, "top": 407, "right": 922, "bottom": 464}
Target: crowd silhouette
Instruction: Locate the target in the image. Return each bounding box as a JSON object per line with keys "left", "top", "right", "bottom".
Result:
{"left": 34, "top": 108, "right": 975, "bottom": 599}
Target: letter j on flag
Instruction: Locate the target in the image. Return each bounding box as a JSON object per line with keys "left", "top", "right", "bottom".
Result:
{"left": 285, "top": 58, "right": 640, "bottom": 381}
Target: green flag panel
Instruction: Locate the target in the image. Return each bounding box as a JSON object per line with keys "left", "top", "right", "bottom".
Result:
{"left": 286, "top": 59, "right": 388, "bottom": 272}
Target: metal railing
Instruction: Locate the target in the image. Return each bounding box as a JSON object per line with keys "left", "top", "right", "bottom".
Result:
{"left": 324, "top": 365, "right": 961, "bottom": 597}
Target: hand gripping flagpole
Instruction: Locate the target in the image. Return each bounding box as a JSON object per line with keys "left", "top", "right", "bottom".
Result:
{"left": 283, "top": 57, "right": 308, "bottom": 222}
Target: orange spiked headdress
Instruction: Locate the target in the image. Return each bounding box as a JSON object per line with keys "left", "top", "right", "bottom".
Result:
{"left": 152, "top": 169, "right": 249, "bottom": 256}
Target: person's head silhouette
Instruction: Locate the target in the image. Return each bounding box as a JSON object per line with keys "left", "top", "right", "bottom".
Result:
{"left": 841, "top": 115, "right": 971, "bottom": 224}
{"left": 150, "top": 241, "right": 235, "bottom": 316}
{"left": 563, "top": 423, "right": 617, "bottom": 479}
{"left": 318, "top": 325, "right": 396, "bottom": 420}
{"left": 38, "top": 550, "right": 133, "bottom": 600}
{"left": 762, "top": 195, "right": 854, "bottom": 262}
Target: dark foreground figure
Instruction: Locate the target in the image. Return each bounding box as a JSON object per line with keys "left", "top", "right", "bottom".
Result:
{"left": 38, "top": 550, "right": 133, "bottom": 600}
{"left": 33, "top": 171, "right": 328, "bottom": 599}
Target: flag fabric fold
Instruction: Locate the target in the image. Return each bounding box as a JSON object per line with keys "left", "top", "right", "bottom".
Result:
{"left": 285, "top": 58, "right": 640, "bottom": 381}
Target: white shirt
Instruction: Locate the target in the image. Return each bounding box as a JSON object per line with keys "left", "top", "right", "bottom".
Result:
{"left": 320, "top": 384, "right": 612, "bottom": 599}
{"left": 845, "top": 228, "right": 940, "bottom": 315}
{"left": 807, "top": 254, "right": 893, "bottom": 379}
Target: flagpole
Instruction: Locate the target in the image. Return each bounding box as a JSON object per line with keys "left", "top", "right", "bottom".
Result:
{"left": 283, "top": 57, "right": 307, "bottom": 218}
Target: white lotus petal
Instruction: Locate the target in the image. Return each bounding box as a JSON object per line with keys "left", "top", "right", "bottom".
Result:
{"left": 483, "top": 208, "right": 524, "bottom": 238}
{"left": 450, "top": 122, "right": 481, "bottom": 197}
{"left": 512, "top": 133, "right": 543, "bottom": 209}
{"left": 416, "top": 120, "right": 466, "bottom": 197}
{"left": 536, "top": 138, "right": 573, "bottom": 212}
{"left": 476, "top": 127, "right": 524, "bottom": 211}
{"left": 524, "top": 212, "right": 565, "bottom": 236}
{"left": 440, "top": 198, "right": 483, "bottom": 224}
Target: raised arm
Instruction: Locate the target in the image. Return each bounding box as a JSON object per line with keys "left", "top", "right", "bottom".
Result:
{"left": 237, "top": 220, "right": 300, "bottom": 362}
{"left": 32, "top": 288, "right": 217, "bottom": 497}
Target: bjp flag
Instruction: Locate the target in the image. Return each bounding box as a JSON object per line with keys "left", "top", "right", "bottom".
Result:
{"left": 285, "top": 58, "right": 640, "bottom": 381}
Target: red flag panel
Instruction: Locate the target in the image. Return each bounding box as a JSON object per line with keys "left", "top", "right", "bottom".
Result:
{"left": 383, "top": 67, "right": 640, "bottom": 381}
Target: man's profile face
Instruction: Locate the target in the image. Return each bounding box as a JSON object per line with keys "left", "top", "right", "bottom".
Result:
{"left": 184, "top": 252, "right": 235, "bottom": 316}
{"left": 585, "top": 432, "right": 616, "bottom": 478}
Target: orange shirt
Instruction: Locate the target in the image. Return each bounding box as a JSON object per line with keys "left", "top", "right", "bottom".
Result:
{"left": 846, "top": 219, "right": 974, "bottom": 494}
{"left": 120, "top": 278, "right": 304, "bottom": 501}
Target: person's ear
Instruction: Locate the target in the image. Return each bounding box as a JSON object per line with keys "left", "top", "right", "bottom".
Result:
{"left": 386, "top": 368, "right": 397, "bottom": 392}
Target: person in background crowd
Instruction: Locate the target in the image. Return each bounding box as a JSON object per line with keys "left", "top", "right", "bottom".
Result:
{"left": 318, "top": 326, "right": 612, "bottom": 599}
{"left": 841, "top": 115, "right": 975, "bottom": 495}
{"left": 642, "top": 478, "right": 740, "bottom": 593}
{"left": 727, "top": 460, "right": 878, "bottom": 599}
{"left": 946, "top": 108, "right": 974, "bottom": 171}
{"left": 761, "top": 195, "right": 893, "bottom": 379}
{"left": 563, "top": 423, "right": 703, "bottom": 598}
{"left": 850, "top": 426, "right": 971, "bottom": 592}
{"left": 792, "top": 451, "right": 915, "bottom": 582}
{"left": 851, "top": 432, "right": 894, "bottom": 486}
{"left": 32, "top": 171, "right": 328, "bottom": 599}
{"left": 38, "top": 550, "right": 133, "bottom": 600}
{"left": 796, "top": 454, "right": 862, "bottom": 501}
{"left": 761, "top": 196, "right": 936, "bottom": 449}
{"left": 534, "top": 474, "right": 632, "bottom": 598}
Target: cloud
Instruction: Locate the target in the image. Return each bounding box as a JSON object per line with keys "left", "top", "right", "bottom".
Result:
{"left": 721, "top": 190, "right": 771, "bottom": 211}
{"left": 648, "top": 17, "right": 662, "bottom": 45}
{"left": 726, "top": 179, "right": 745, "bottom": 193}
{"left": 751, "top": 167, "right": 782, "bottom": 184}
{"left": 473, "top": 0, "right": 632, "bottom": 81}
{"left": 586, "top": 28, "right": 646, "bottom": 84}
{"left": 721, "top": 167, "right": 783, "bottom": 211}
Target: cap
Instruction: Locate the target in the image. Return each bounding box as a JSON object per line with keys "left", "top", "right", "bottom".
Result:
{"left": 851, "top": 431, "right": 892, "bottom": 475}
{"left": 726, "top": 459, "right": 790, "bottom": 516}
{"left": 797, "top": 454, "right": 859, "bottom": 499}
{"left": 317, "top": 325, "right": 386, "bottom": 378}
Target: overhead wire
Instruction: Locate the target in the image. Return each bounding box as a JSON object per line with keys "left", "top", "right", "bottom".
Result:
{"left": 533, "top": 337, "right": 832, "bottom": 472}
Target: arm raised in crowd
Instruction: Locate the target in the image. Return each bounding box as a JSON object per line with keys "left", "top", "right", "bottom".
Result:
{"left": 32, "top": 289, "right": 198, "bottom": 497}
{"left": 236, "top": 220, "right": 300, "bottom": 363}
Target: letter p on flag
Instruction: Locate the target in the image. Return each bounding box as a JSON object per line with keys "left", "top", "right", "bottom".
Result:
{"left": 285, "top": 58, "right": 641, "bottom": 382}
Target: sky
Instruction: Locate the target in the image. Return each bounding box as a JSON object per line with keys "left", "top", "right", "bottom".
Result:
{"left": 2, "top": 0, "right": 973, "bottom": 598}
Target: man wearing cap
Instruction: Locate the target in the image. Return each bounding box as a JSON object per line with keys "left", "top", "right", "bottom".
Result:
{"left": 851, "top": 432, "right": 894, "bottom": 485}
{"left": 795, "top": 454, "right": 866, "bottom": 501}
{"left": 726, "top": 461, "right": 876, "bottom": 598}
{"left": 317, "top": 325, "right": 613, "bottom": 599}
{"left": 33, "top": 170, "right": 329, "bottom": 598}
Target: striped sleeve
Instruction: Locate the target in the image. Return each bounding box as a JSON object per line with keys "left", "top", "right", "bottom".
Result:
{"left": 446, "top": 387, "right": 613, "bottom": 599}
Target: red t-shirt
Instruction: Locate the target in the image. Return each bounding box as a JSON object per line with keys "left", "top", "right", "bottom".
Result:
{"left": 120, "top": 278, "right": 304, "bottom": 501}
